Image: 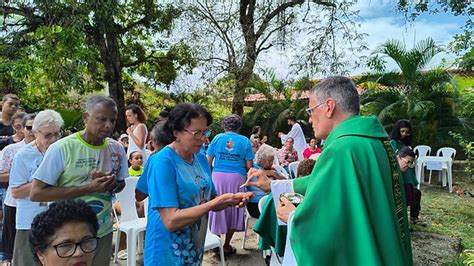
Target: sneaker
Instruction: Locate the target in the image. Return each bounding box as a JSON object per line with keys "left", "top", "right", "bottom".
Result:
{"left": 117, "top": 250, "right": 127, "bottom": 260}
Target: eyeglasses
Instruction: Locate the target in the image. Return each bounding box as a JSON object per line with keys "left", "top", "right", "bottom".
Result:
{"left": 401, "top": 157, "right": 415, "bottom": 168}
{"left": 38, "top": 130, "right": 61, "bottom": 140}
{"left": 13, "top": 124, "right": 23, "bottom": 130}
{"left": 184, "top": 128, "right": 212, "bottom": 140}
{"left": 305, "top": 102, "right": 325, "bottom": 115}
{"left": 25, "top": 125, "right": 33, "bottom": 131}
{"left": 50, "top": 237, "right": 98, "bottom": 258}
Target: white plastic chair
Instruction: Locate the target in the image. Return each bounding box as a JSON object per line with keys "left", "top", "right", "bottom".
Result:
{"left": 429, "top": 147, "right": 456, "bottom": 190}
{"left": 242, "top": 194, "right": 270, "bottom": 249}
{"left": 273, "top": 165, "right": 289, "bottom": 179}
{"left": 113, "top": 177, "right": 147, "bottom": 266}
{"left": 413, "top": 145, "right": 431, "bottom": 183}
{"left": 257, "top": 195, "right": 273, "bottom": 261}
{"left": 204, "top": 225, "right": 225, "bottom": 266}
{"left": 288, "top": 161, "right": 300, "bottom": 178}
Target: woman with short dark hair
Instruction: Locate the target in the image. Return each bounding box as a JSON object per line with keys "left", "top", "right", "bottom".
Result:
{"left": 140, "top": 104, "right": 252, "bottom": 265}
{"left": 30, "top": 200, "right": 99, "bottom": 266}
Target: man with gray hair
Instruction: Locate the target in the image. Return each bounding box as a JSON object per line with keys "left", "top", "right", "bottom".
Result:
{"left": 245, "top": 76, "right": 413, "bottom": 265}
{"left": 30, "top": 95, "right": 127, "bottom": 265}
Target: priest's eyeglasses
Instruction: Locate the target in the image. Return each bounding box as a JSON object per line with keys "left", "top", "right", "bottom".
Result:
{"left": 184, "top": 128, "right": 212, "bottom": 140}
{"left": 306, "top": 102, "right": 325, "bottom": 115}
{"left": 50, "top": 237, "right": 99, "bottom": 258}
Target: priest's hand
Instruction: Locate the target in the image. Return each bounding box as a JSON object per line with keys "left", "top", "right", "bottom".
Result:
{"left": 241, "top": 168, "right": 271, "bottom": 192}
{"left": 277, "top": 197, "right": 296, "bottom": 224}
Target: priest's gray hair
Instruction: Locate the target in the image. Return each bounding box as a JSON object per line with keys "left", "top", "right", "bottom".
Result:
{"left": 32, "top": 110, "right": 64, "bottom": 131}
{"left": 310, "top": 76, "right": 360, "bottom": 115}
{"left": 85, "top": 95, "right": 117, "bottom": 113}
{"left": 255, "top": 144, "right": 277, "bottom": 167}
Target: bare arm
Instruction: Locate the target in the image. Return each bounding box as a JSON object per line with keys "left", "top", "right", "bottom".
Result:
{"left": 30, "top": 174, "right": 116, "bottom": 202}
{"left": 245, "top": 160, "right": 253, "bottom": 172}
{"left": 0, "top": 172, "right": 9, "bottom": 183}
{"left": 159, "top": 192, "right": 252, "bottom": 232}
{"left": 266, "top": 169, "right": 286, "bottom": 180}
{"left": 135, "top": 189, "right": 148, "bottom": 202}
{"left": 128, "top": 124, "right": 146, "bottom": 150}
{"left": 11, "top": 183, "right": 32, "bottom": 199}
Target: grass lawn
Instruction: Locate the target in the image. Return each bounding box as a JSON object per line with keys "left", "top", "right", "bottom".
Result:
{"left": 414, "top": 179, "right": 473, "bottom": 249}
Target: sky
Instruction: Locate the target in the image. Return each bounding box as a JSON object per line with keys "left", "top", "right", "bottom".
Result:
{"left": 166, "top": 1, "right": 469, "bottom": 92}
{"left": 262, "top": 0, "right": 468, "bottom": 79}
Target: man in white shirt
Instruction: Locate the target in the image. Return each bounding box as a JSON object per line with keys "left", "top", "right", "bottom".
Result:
{"left": 278, "top": 115, "right": 306, "bottom": 160}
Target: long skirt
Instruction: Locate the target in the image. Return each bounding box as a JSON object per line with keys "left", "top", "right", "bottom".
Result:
{"left": 209, "top": 171, "right": 245, "bottom": 235}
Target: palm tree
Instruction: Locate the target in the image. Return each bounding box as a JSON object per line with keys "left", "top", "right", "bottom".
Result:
{"left": 361, "top": 38, "right": 465, "bottom": 149}
{"left": 369, "top": 38, "right": 444, "bottom": 91}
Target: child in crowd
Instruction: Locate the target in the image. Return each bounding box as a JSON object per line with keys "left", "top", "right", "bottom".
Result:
{"left": 296, "top": 158, "right": 317, "bottom": 178}
{"left": 128, "top": 151, "right": 144, "bottom": 177}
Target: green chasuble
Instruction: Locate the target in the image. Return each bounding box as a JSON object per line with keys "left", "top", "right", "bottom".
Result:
{"left": 389, "top": 139, "right": 418, "bottom": 185}
{"left": 291, "top": 116, "right": 412, "bottom": 266}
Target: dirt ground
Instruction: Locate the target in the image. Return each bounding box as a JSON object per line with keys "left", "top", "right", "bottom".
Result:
{"left": 112, "top": 218, "right": 461, "bottom": 266}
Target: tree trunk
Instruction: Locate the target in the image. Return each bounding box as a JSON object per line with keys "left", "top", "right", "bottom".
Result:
{"left": 96, "top": 31, "right": 127, "bottom": 133}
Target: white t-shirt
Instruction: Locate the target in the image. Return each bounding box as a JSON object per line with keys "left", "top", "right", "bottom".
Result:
{"left": 33, "top": 133, "right": 128, "bottom": 237}
{"left": 0, "top": 140, "right": 27, "bottom": 207}
{"left": 10, "top": 143, "right": 47, "bottom": 229}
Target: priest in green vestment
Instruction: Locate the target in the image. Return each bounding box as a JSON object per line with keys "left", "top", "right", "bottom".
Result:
{"left": 245, "top": 76, "right": 413, "bottom": 266}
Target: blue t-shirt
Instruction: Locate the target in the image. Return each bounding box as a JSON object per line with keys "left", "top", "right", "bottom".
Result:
{"left": 143, "top": 146, "right": 216, "bottom": 265}
{"left": 245, "top": 164, "right": 267, "bottom": 203}
{"left": 207, "top": 132, "right": 254, "bottom": 177}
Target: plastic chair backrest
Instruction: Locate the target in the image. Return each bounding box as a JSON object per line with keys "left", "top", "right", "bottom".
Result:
{"left": 436, "top": 147, "right": 456, "bottom": 160}
{"left": 273, "top": 164, "right": 289, "bottom": 179}
{"left": 273, "top": 155, "right": 280, "bottom": 166}
{"left": 143, "top": 197, "right": 149, "bottom": 218}
{"left": 258, "top": 195, "right": 269, "bottom": 213}
{"left": 115, "top": 176, "right": 139, "bottom": 222}
{"left": 413, "top": 145, "right": 431, "bottom": 158}
{"left": 288, "top": 161, "right": 300, "bottom": 178}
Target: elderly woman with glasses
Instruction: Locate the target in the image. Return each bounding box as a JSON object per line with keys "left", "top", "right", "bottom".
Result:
{"left": 207, "top": 114, "right": 255, "bottom": 255}
{"left": 396, "top": 146, "right": 423, "bottom": 225}
{"left": 9, "top": 109, "right": 63, "bottom": 265}
{"left": 277, "top": 137, "right": 298, "bottom": 174}
{"left": 30, "top": 200, "right": 99, "bottom": 266}
{"left": 140, "top": 104, "right": 251, "bottom": 265}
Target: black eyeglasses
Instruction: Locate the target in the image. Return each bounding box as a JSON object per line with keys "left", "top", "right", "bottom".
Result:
{"left": 25, "top": 125, "right": 33, "bottom": 131}
{"left": 50, "top": 237, "right": 98, "bottom": 258}
{"left": 184, "top": 128, "right": 212, "bottom": 140}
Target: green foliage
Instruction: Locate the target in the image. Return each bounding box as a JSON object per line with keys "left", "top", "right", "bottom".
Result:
{"left": 449, "top": 132, "right": 474, "bottom": 181}
{"left": 0, "top": 1, "right": 194, "bottom": 121}
{"left": 369, "top": 38, "right": 443, "bottom": 90}
{"left": 241, "top": 73, "right": 312, "bottom": 147}
{"left": 396, "top": 1, "right": 473, "bottom": 72}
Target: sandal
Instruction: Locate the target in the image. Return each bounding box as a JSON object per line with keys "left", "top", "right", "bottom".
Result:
{"left": 223, "top": 246, "right": 237, "bottom": 255}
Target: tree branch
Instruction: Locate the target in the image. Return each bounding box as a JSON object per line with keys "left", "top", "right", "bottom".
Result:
{"left": 255, "top": 0, "right": 336, "bottom": 38}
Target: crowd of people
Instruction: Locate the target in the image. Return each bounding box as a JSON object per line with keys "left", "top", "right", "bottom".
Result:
{"left": 0, "top": 75, "right": 426, "bottom": 265}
